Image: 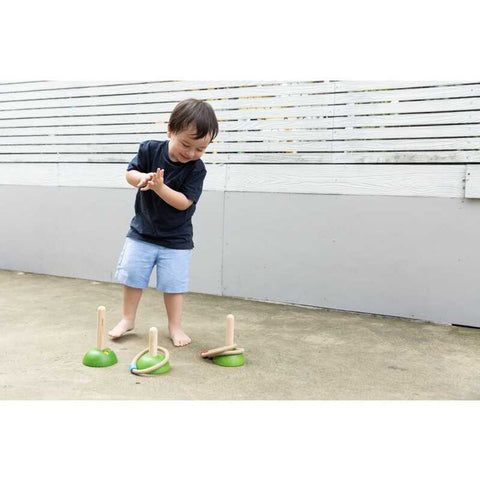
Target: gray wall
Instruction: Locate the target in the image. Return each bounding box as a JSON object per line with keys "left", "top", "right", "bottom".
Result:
{"left": 2, "top": 185, "right": 479, "bottom": 327}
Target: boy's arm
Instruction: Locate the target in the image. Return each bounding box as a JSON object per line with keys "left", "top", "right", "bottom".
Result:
{"left": 126, "top": 169, "right": 153, "bottom": 188}
{"left": 141, "top": 168, "right": 194, "bottom": 211}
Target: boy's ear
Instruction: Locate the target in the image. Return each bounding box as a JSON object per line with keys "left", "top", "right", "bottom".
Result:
{"left": 166, "top": 124, "right": 172, "bottom": 138}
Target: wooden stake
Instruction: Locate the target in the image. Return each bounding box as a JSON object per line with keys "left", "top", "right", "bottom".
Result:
{"left": 225, "top": 314, "right": 235, "bottom": 346}
{"left": 97, "top": 306, "right": 105, "bottom": 350}
{"left": 149, "top": 327, "right": 158, "bottom": 357}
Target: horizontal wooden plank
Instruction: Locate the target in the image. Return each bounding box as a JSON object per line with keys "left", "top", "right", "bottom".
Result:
{"left": 0, "top": 81, "right": 145, "bottom": 95}
{"left": 0, "top": 162, "right": 467, "bottom": 198}
{"left": 331, "top": 111, "right": 480, "bottom": 128}
{"left": 1, "top": 151, "right": 480, "bottom": 164}
{"left": 327, "top": 151, "right": 480, "bottom": 163}
{"left": 1, "top": 110, "right": 478, "bottom": 137}
{"left": 224, "top": 111, "right": 480, "bottom": 130}
{"left": 334, "top": 84, "right": 480, "bottom": 105}
{"left": 0, "top": 83, "right": 337, "bottom": 109}
{"left": 0, "top": 93, "right": 341, "bottom": 116}
{"left": 330, "top": 81, "right": 470, "bottom": 92}
{"left": 0, "top": 163, "right": 227, "bottom": 191}
{"left": 3, "top": 83, "right": 478, "bottom": 114}
{"left": 1, "top": 124, "right": 479, "bottom": 145}
{"left": 0, "top": 80, "right": 284, "bottom": 98}
{"left": 0, "top": 112, "right": 172, "bottom": 128}
{"left": 1, "top": 96, "right": 479, "bottom": 125}
{"left": 0, "top": 80, "right": 462, "bottom": 100}
{"left": 336, "top": 98, "right": 480, "bottom": 116}
{"left": 7, "top": 89, "right": 480, "bottom": 119}
{"left": 330, "top": 125, "right": 480, "bottom": 140}
{"left": 226, "top": 164, "right": 466, "bottom": 198}
{"left": 1, "top": 138, "right": 477, "bottom": 154}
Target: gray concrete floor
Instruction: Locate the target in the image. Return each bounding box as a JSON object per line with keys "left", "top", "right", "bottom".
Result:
{"left": 1, "top": 269, "right": 480, "bottom": 400}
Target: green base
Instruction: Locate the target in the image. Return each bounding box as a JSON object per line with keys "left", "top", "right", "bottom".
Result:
{"left": 136, "top": 353, "right": 171, "bottom": 374}
{"left": 212, "top": 353, "right": 245, "bottom": 367}
{"left": 83, "top": 348, "right": 118, "bottom": 368}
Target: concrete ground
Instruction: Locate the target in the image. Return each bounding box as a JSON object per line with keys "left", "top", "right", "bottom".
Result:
{"left": 1, "top": 269, "right": 480, "bottom": 400}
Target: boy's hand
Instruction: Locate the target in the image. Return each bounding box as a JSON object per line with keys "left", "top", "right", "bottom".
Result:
{"left": 136, "top": 172, "right": 154, "bottom": 188}
{"left": 140, "top": 168, "right": 165, "bottom": 192}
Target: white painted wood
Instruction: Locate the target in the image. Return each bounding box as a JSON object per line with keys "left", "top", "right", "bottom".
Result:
{"left": 0, "top": 80, "right": 460, "bottom": 100}
{"left": 213, "top": 138, "right": 479, "bottom": 152}
{"left": 334, "top": 84, "right": 480, "bottom": 104}
{"left": 465, "top": 165, "right": 480, "bottom": 199}
{"left": 0, "top": 112, "right": 172, "bottom": 128}
{"left": 0, "top": 153, "right": 135, "bottom": 163}
{"left": 0, "top": 114, "right": 478, "bottom": 138}
{"left": 0, "top": 163, "right": 58, "bottom": 185}
{"left": 1, "top": 110, "right": 477, "bottom": 133}
{"left": 0, "top": 126, "right": 477, "bottom": 147}
{"left": 0, "top": 80, "right": 280, "bottom": 97}
{"left": 0, "top": 144, "right": 138, "bottom": 154}
{"left": 0, "top": 93, "right": 340, "bottom": 117}
{"left": 226, "top": 164, "right": 466, "bottom": 198}
{"left": 0, "top": 163, "right": 466, "bottom": 198}
{"left": 331, "top": 111, "right": 480, "bottom": 128}
{"left": 0, "top": 81, "right": 478, "bottom": 174}
{"left": 0, "top": 163, "right": 227, "bottom": 191}
{"left": 2, "top": 138, "right": 476, "bottom": 154}
{"left": 3, "top": 83, "right": 477, "bottom": 113}
{"left": 330, "top": 125, "right": 480, "bottom": 140}
{"left": 0, "top": 84, "right": 336, "bottom": 110}
{"left": 330, "top": 81, "right": 467, "bottom": 91}
{"left": 1, "top": 96, "right": 477, "bottom": 124}
{"left": 337, "top": 98, "right": 480, "bottom": 116}
{"left": 0, "top": 81, "right": 143, "bottom": 94}
{"left": 327, "top": 151, "right": 480, "bottom": 164}
{"left": 2, "top": 151, "right": 480, "bottom": 165}
{"left": 0, "top": 123, "right": 167, "bottom": 136}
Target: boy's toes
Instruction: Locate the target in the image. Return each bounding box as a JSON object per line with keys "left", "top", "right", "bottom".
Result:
{"left": 170, "top": 330, "right": 191, "bottom": 347}
{"left": 108, "top": 319, "right": 134, "bottom": 339}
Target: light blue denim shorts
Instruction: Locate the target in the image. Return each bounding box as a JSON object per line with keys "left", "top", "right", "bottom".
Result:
{"left": 115, "top": 237, "right": 192, "bottom": 293}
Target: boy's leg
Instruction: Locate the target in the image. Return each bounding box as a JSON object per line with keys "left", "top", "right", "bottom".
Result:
{"left": 108, "top": 285, "right": 143, "bottom": 338}
{"left": 164, "top": 292, "right": 191, "bottom": 347}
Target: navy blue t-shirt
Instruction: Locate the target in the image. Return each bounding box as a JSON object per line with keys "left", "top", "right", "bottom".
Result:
{"left": 126, "top": 140, "right": 207, "bottom": 249}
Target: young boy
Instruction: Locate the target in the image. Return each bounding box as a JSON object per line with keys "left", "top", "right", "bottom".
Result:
{"left": 108, "top": 98, "right": 218, "bottom": 346}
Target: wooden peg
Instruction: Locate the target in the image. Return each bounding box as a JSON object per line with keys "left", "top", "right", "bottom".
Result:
{"left": 149, "top": 327, "right": 158, "bottom": 357}
{"left": 97, "top": 306, "right": 106, "bottom": 350}
{"left": 225, "top": 314, "right": 235, "bottom": 346}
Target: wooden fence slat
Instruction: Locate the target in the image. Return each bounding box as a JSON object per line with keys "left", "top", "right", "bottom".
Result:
{"left": 2, "top": 83, "right": 478, "bottom": 113}
{"left": 226, "top": 164, "right": 466, "bottom": 198}
{"left": 2, "top": 125, "right": 479, "bottom": 144}
{"left": 2, "top": 96, "right": 479, "bottom": 124}
{"left": 0, "top": 138, "right": 477, "bottom": 154}
{"left": 0, "top": 162, "right": 466, "bottom": 198}
{"left": 2, "top": 151, "right": 480, "bottom": 164}
{"left": 0, "top": 80, "right": 288, "bottom": 104}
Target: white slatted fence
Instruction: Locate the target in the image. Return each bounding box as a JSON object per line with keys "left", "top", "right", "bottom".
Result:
{"left": 1, "top": 80, "right": 479, "bottom": 197}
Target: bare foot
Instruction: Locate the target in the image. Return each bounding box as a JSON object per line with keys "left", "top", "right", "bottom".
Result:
{"left": 169, "top": 328, "right": 191, "bottom": 347}
{"left": 108, "top": 319, "right": 135, "bottom": 339}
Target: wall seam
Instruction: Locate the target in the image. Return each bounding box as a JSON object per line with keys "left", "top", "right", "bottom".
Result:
{"left": 220, "top": 162, "right": 228, "bottom": 295}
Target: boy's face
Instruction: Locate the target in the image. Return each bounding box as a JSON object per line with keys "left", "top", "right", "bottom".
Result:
{"left": 167, "top": 125, "right": 212, "bottom": 163}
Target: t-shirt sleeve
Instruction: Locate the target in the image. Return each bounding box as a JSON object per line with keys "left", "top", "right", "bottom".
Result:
{"left": 127, "top": 141, "right": 150, "bottom": 172}
{"left": 181, "top": 167, "right": 207, "bottom": 204}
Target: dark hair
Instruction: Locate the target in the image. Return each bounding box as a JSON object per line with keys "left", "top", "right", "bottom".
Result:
{"left": 169, "top": 98, "right": 219, "bottom": 141}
